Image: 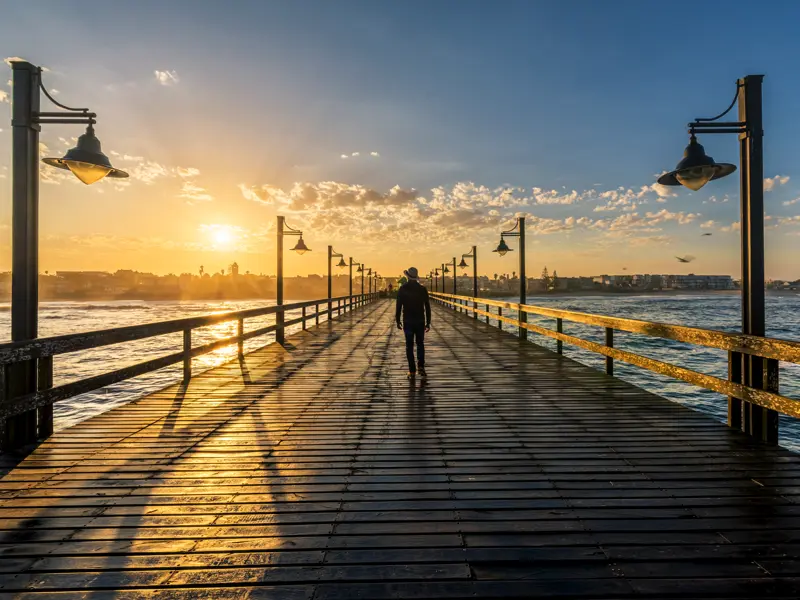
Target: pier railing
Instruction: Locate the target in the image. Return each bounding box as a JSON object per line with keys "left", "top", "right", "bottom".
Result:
{"left": 0, "top": 293, "right": 379, "bottom": 447}
{"left": 432, "top": 291, "right": 800, "bottom": 444}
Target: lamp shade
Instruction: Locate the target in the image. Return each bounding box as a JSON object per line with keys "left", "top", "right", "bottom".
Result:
{"left": 657, "top": 135, "right": 736, "bottom": 191}
{"left": 357, "top": 265, "right": 363, "bottom": 273}
{"left": 443, "top": 266, "right": 449, "bottom": 273}
{"left": 458, "top": 258, "right": 469, "bottom": 269}
{"left": 494, "top": 238, "right": 512, "bottom": 256}
{"left": 42, "top": 125, "right": 128, "bottom": 185}
{"left": 336, "top": 257, "right": 347, "bottom": 268}
{"left": 292, "top": 237, "right": 310, "bottom": 254}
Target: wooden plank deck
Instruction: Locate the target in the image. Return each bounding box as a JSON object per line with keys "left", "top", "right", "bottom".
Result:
{"left": 0, "top": 299, "right": 800, "bottom": 598}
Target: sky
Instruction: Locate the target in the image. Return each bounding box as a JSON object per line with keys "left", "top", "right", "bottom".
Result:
{"left": 2, "top": 0, "right": 800, "bottom": 280}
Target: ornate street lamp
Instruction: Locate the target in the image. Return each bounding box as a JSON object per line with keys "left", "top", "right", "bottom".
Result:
{"left": 657, "top": 75, "right": 774, "bottom": 443}
{"left": 276, "top": 216, "right": 310, "bottom": 344}
{"left": 328, "top": 247, "right": 346, "bottom": 318}
{"left": 5, "top": 60, "right": 129, "bottom": 449}
{"left": 349, "top": 258, "right": 361, "bottom": 307}
{"left": 494, "top": 217, "right": 526, "bottom": 339}
{"left": 461, "top": 246, "right": 478, "bottom": 319}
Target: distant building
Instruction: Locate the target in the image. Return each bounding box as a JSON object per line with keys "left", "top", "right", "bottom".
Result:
{"left": 665, "top": 274, "right": 734, "bottom": 290}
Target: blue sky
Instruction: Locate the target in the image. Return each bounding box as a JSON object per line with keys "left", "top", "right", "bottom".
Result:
{"left": 1, "top": 0, "right": 800, "bottom": 278}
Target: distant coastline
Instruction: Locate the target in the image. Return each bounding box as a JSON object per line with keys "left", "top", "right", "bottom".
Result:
{"left": 0, "top": 287, "right": 789, "bottom": 305}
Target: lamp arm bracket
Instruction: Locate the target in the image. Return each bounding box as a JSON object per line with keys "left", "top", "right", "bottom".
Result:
{"left": 37, "top": 69, "right": 93, "bottom": 115}
{"left": 500, "top": 217, "right": 522, "bottom": 236}
{"left": 281, "top": 221, "right": 303, "bottom": 235}
{"left": 694, "top": 83, "right": 742, "bottom": 123}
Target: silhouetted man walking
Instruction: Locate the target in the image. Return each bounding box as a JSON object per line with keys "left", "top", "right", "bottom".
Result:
{"left": 396, "top": 267, "right": 431, "bottom": 378}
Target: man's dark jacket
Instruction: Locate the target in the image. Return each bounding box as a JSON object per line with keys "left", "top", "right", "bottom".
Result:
{"left": 396, "top": 280, "right": 431, "bottom": 327}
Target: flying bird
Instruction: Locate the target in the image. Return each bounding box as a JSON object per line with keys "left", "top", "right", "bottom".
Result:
{"left": 675, "top": 255, "right": 695, "bottom": 263}
{"left": 622, "top": 267, "right": 628, "bottom": 271}
{"left": 701, "top": 233, "right": 713, "bottom": 236}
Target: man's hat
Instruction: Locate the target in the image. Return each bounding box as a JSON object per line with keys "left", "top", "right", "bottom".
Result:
{"left": 403, "top": 267, "right": 419, "bottom": 280}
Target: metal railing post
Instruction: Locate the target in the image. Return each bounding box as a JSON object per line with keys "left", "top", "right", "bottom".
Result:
{"left": 315, "top": 302, "right": 320, "bottom": 327}
{"left": 302, "top": 306, "right": 307, "bottom": 330}
{"left": 763, "top": 358, "right": 780, "bottom": 444}
{"left": 556, "top": 318, "right": 563, "bottom": 355}
{"left": 605, "top": 327, "right": 614, "bottom": 376}
{"left": 728, "top": 351, "right": 742, "bottom": 430}
{"left": 183, "top": 329, "right": 192, "bottom": 384}
{"left": 237, "top": 318, "right": 244, "bottom": 358}
{"left": 498, "top": 306, "right": 503, "bottom": 330}
{"left": 37, "top": 356, "right": 53, "bottom": 439}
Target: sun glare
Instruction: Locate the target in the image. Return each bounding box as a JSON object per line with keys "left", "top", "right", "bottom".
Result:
{"left": 213, "top": 229, "right": 233, "bottom": 246}
{"left": 204, "top": 224, "right": 239, "bottom": 250}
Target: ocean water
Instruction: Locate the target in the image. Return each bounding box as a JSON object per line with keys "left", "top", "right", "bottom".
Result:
{"left": 1, "top": 295, "right": 799, "bottom": 452}
{"left": 493, "top": 294, "right": 800, "bottom": 452}
{"left": 0, "top": 300, "right": 318, "bottom": 429}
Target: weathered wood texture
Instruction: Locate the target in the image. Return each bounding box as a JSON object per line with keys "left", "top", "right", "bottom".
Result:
{"left": 0, "top": 300, "right": 799, "bottom": 598}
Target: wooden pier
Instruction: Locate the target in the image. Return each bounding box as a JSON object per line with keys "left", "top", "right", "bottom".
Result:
{"left": 2, "top": 299, "right": 800, "bottom": 598}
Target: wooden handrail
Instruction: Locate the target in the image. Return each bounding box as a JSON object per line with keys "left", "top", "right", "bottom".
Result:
{"left": 430, "top": 292, "right": 800, "bottom": 424}
{"left": 431, "top": 292, "right": 800, "bottom": 363}
{"left": 0, "top": 293, "right": 379, "bottom": 427}
{"left": 0, "top": 295, "right": 357, "bottom": 364}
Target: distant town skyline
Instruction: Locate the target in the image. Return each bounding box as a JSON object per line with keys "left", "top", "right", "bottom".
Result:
{"left": 2, "top": 2, "right": 800, "bottom": 278}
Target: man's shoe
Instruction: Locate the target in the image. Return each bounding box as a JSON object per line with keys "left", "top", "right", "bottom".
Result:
{"left": 407, "top": 371, "right": 416, "bottom": 379}
{"left": 418, "top": 367, "right": 427, "bottom": 378}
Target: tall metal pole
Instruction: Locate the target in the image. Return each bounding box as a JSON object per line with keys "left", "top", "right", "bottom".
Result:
{"left": 5, "top": 61, "right": 41, "bottom": 449}
{"left": 441, "top": 264, "right": 445, "bottom": 295}
{"left": 327, "top": 245, "right": 333, "bottom": 320}
{"left": 361, "top": 266, "right": 364, "bottom": 301}
{"left": 735, "top": 75, "right": 776, "bottom": 442}
{"left": 349, "top": 258, "right": 353, "bottom": 309}
{"left": 472, "top": 245, "right": 478, "bottom": 320}
{"left": 452, "top": 257, "right": 457, "bottom": 295}
{"left": 276, "top": 216, "right": 285, "bottom": 344}
{"left": 518, "top": 217, "right": 527, "bottom": 340}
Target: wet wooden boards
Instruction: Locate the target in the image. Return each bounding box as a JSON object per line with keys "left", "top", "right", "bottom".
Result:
{"left": 0, "top": 300, "right": 799, "bottom": 598}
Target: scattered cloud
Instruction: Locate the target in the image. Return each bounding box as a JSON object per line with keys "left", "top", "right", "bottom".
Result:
{"left": 0, "top": 90, "right": 7, "bottom": 103}
{"left": 764, "top": 175, "right": 790, "bottom": 192}
{"left": 49, "top": 89, "right": 59, "bottom": 96}
{"left": 176, "top": 167, "right": 200, "bottom": 178}
{"left": 154, "top": 70, "right": 179, "bottom": 86}
{"left": 179, "top": 181, "right": 213, "bottom": 204}
{"left": 351, "top": 152, "right": 360, "bottom": 157}
{"left": 533, "top": 187, "right": 592, "bottom": 205}
{"left": 720, "top": 221, "right": 741, "bottom": 233}
{"left": 234, "top": 178, "right": 707, "bottom": 247}
{"left": 3, "top": 57, "right": 26, "bottom": 66}
{"left": 783, "top": 197, "right": 800, "bottom": 206}
{"left": 340, "top": 154, "right": 348, "bottom": 159}
{"left": 370, "top": 151, "right": 380, "bottom": 157}
{"left": 700, "top": 220, "right": 716, "bottom": 229}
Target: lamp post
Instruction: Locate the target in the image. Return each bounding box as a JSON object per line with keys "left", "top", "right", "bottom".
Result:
{"left": 349, "top": 258, "right": 361, "bottom": 308}
{"left": 494, "top": 217, "right": 526, "bottom": 340}
{"left": 276, "top": 216, "right": 310, "bottom": 345}
{"left": 434, "top": 268, "right": 441, "bottom": 293}
{"left": 5, "top": 60, "right": 129, "bottom": 450}
{"left": 657, "top": 75, "right": 776, "bottom": 444}
{"left": 328, "top": 246, "right": 346, "bottom": 318}
{"left": 367, "top": 268, "right": 373, "bottom": 295}
{"left": 459, "top": 246, "right": 478, "bottom": 319}
{"left": 451, "top": 258, "right": 457, "bottom": 295}
{"left": 441, "top": 263, "right": 450, "bottom": 296}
